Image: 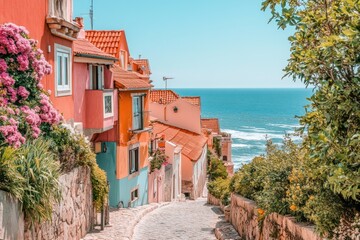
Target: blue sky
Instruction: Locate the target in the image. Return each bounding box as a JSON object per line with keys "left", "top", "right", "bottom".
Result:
{"left": 74, "top": 0, "right": 305, "bottom": 89}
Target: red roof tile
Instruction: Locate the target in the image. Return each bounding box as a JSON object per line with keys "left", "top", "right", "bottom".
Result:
{"left": 73, "top": 39, "right": 117, "bottom": 60}
{"left": 150, "top": 90, "right": 180, "bottom": 104}
{"left": 152, "top": 122, "right": 207, "bottom": 161}
{"left": 131, "top": 58, "right": 151, "bottom": 74}
{"left": 182, "top": 96, "right": 201, "bottom": 106}
{"left": 111, "top": 65, "right": 152, "bottom": 90}
{"left": 85, "top": 30, "right": 126, "bottom": 57}
{"left": 201, "top": 118, "right": 220, "bottom": 134}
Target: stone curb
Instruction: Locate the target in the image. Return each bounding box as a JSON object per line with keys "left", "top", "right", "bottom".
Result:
{"left": 125, "top": 202, "right": 170, "bottom": 240}
{"left": 82, "top": 202, "right": 170, "bottom": 240}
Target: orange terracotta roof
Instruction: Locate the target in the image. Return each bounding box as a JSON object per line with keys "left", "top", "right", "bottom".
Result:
{"left": 150, "top": 90, "right": 180, "bottom": 104}
{"left": 85, "top": 30, "right": 126, "bottom": 57}
{"left": 73, "top": 39, "right": 117, "bottom": 60}
{"left": 132, "top": 59, "right": 151, "bottom": 76}
{"left": 153, "top": 122, "right": 207, "bottom": 161}
{"left": 111, "top": 65, "right": 152, "bottom": 90}
{"left": 201, "top": 118, "right": 220, "bottom": 134}
{"left": 182, "top": 96, "right": 201, "bottom": 106}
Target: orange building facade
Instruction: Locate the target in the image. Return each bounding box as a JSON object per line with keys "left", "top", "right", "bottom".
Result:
{"left": 86, "top": 31, "right": 153, "bottom": 207}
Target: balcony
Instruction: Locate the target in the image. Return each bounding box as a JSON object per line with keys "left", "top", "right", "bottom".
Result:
{"left": 46, "top": 0, "right": 80, "bottom": 40}
{"left": 85, "top": 89, "right": 117, "bottom": 133}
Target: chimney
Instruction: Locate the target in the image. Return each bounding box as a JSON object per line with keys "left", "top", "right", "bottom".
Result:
{"left": 75, "top": 17, "right": 85, "bottom": 39}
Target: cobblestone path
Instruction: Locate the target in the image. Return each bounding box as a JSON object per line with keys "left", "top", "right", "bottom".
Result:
{"left": 133, "top": 198, "right": 223, "bottom": 240}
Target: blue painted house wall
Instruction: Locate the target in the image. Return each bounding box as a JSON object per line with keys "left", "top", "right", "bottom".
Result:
{"left": 96, "top": 142, "right": 120, "bottom": 207}
{"left": 118, "top": 166, "right": 148, "bottom": 208}
{"left": 96, "top": 142, "right": 149, "bottom": 208}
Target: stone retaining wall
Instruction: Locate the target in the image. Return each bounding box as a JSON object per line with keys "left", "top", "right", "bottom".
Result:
{"left": 0, "top": 190, "right": 24, "bottom": 240}
{"left": 24, "top": 166, "right": 93, "bottom": 240}
{"left": 207, "top": 193, "right": 221, "bottom": 206}
{"left": 230, "top": 193, "right": 323, "bottom": 240}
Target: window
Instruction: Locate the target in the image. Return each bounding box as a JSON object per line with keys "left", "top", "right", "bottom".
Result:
{"left": 129, "top": 147, "right": 139, "bottom": 174}
{"left": 103, "top": 92, "right": 114, "bottom": 118}
{"left": 132, "top": 95, "right": 144, "bottom": 130}
{"left": 55, "top": 44, "right": 71, "bottom": 96}
{"left": 49, "top": 0, "right": 69, "bottom": 20}
{"left": 131, "top": 188, "right": 139, "bottom": 202}
{"left": 89, "top": 65, "right": 104, "bottom": 90}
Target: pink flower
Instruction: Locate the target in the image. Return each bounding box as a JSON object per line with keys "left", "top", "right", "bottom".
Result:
{"left": 17, "top": 86, "right": 30, "bottom": 99}
{"left": 6, "top": 87, "right": 17, "bottom": 103}
{"left": 0, "top": 59, "right": 7, "bottom": 72}
{"left": 17, "top": 54, "right": 29, "bottom": 71}
{"left": 37, "top": 83, "right": 43, "bottom": 89}
{"left": 0, "top": 72, "right": 15, "bottom": 86}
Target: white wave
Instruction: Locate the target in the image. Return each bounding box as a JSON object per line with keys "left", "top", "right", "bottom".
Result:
{"left": 222, "top": 129, "right": 284, "bottom": 141}
{"left": 267, "top": 123, "right": 301, "bottom": 129}
{"left": 232, "top": 156, "right": 255, "bottom": 170}
{"left": 240, "top": 126, "right": 280, "bottom": 133}
{"left": 232, "top": 143, "right": 251, "bottom": 148}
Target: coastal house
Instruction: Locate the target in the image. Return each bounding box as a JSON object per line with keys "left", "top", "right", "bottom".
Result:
{"left": 150, "top": 90, "right": 201, "bottom": 134}
{"left": 150, "top": 90, "right": 207, "bottom": 199}
{"left": 201, "top": 118, "right": 234, "bottom": 175}
{"left": 152, "top": 121, "right": 207, "bottom": 199}
{"left": 0, "top": 0, "right": 81, "bottom": 123}
{"left": 72, "top": 18, "right": 118, "bottom": 137}
{"left": 86, "top": 30, "right": 152, "bottom": 208}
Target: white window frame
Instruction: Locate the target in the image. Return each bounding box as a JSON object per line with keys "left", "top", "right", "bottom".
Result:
{"left": 89, "top": 64, "right": 104, "bottom": 90}
{"left": 132, "top": 94, "right": 145, "bottom": 130}
{"left": 130, "top": 186, "right": 139, "bottom": 202}
{"left": 55, "top": 44, "right": 72, "bottom": 96}
{"left": 103, "top": 91, "right": 114, "bottom": 118}
{"left": 129, "top": 143, "right": 140, "bottom": 175}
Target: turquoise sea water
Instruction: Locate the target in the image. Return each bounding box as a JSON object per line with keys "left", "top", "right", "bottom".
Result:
{"left": 174, "top": 88, "right": 313, "bottom": 171}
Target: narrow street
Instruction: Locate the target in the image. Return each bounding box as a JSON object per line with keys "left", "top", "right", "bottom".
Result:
{"left": 133, "top": 198, "right": 222, "bottom": 240}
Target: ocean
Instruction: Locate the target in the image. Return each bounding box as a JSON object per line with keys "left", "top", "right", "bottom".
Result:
{"left": 174, "top": 88, "right": 313, "bottom": 171}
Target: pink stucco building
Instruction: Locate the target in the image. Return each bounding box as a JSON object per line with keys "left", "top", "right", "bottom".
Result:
{"left": 150, "top": 90, "right": 208, "bottom": 199}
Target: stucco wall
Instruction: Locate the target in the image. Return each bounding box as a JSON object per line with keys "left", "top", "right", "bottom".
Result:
{"left": 118, "top": 167, "right": 149, "bottom": 208}
{"left": 0, "top": 190, "right": 24, "bottom": 240}
{"left": 24, "top": 166, "right": 92, "bottom": 240}
{"left": 148, "top": 165, "right": 165, "bottom": 203}
{"left": 96, "top": 142, "right": 120, "bottom": 207}
{"left": 193, "top": 146, "right": 207, "bottom": 199}
{"left": 149, "top": 99, "right": 201, "bottom": 134}
{"left": 230, "top": 194, "right": 323, "bottom": 240}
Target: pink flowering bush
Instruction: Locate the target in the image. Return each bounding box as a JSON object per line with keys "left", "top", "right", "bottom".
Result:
{"left": 0, "top": 23, "right": 61, "bottom": 147}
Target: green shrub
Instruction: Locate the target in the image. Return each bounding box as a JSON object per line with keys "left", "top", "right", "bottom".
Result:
{"left": 45, "top": 125, "right": 109, "bottom": 210}
{"left": 230, "top": 156, "right": 265, "bottom": 200}
{"left": 0, "top": 147, "right": 25, "bottom": 199}
{"left": 16, "top": 139, "right": 61, "bottom": 224}
{"left": 150, "top": 149, "right": 167, "bottom": 172}
{"left": 208, "top": 177, "right": 231, "bottom": 205}
{"left": 208, "top": 155, "right": 228, "bottom": 181}
{"left": 91, "top": 164, "right": 108, "bottom": 210}
{"left": 213, "top": 137, "right": 222, "bottom": 158}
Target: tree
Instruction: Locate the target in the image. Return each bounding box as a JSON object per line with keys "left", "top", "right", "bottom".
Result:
{"left": 262, "top": 0, "right": 360, "bottom": 202}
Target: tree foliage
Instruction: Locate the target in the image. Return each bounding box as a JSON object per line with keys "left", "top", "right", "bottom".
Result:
{"left": 262, "top": 0, "right": 360, "bottom": 202}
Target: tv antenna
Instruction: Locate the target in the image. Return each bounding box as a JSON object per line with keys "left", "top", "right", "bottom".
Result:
{"left": 89, "top": 0, "right": 94, "bottom": 30}
{"left": 163, "top": 76, "right": 174, "bottom": 91}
